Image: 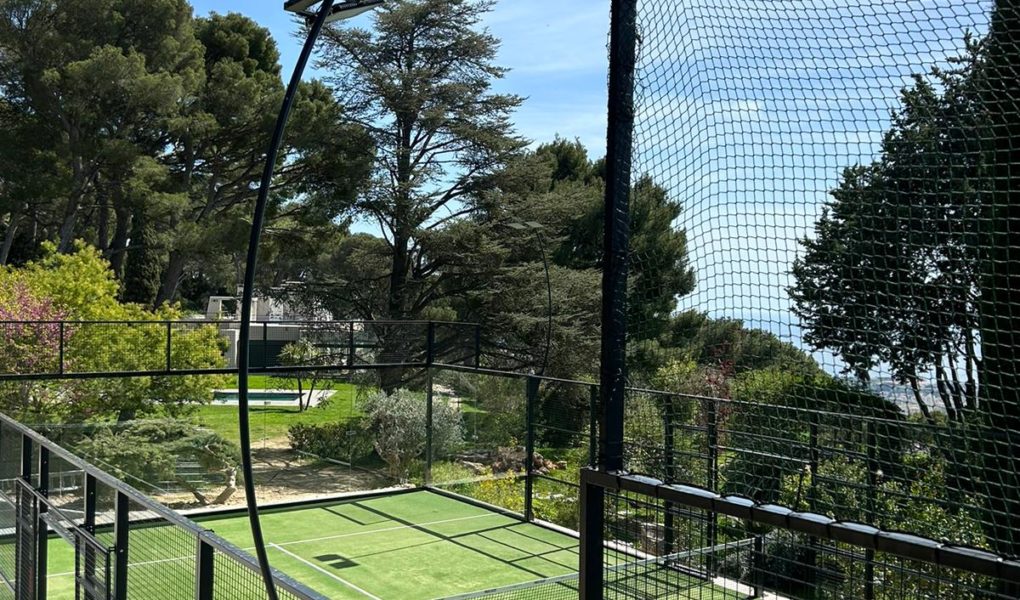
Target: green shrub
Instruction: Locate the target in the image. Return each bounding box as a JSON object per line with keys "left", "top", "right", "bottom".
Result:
{"left": 287, "top": 418, "right": 373, "bottom": 462}
{"left": 363, "top": 389, "right": 463, "bottom": 479}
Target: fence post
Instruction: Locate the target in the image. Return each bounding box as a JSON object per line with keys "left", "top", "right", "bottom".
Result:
{"left": 166, "top": 322, "right": 173, "bottom": 373}
{"left": 262, "top": 322, "right": 269, "bottom": 369}
{"left": 579, "top": 475, "right": 606, "bottom": 600}
{"left": 426, "top": 322, "right": 436, "bottom": 366}
{"left": 16, "top": 434, "right": 31, "bottom": 600}
{"left": 425, "top": 368, "right": 434, "bottom": 486}
{"left": 753, "top": 533, "right": 765, "bottom": 598}
{"left": 473, "top": 324, "right": 482, "bottom": 368}
{"left": 865, "top": 421, "right": 877, "bottom": 600}
{"left": 662, "top": 395, "right": 676, "bottom": 556}
{"left": 113, "top": 492, "right": 129, "bottom": 600}
{"left": 584, "top": 0, "right": 638, "bottom": 594}
{"left": 347, "top": 322, "right": 356, "bottom": 367}
{"left": 196, "top": 539, "right": 215, "bottom": 600}
{"left": 84, "top": 474, "right": 97, "bottom": 600}
{"left": 588, "top": 385, "right": 598, "bottom": 467}
{"left": 58, "top": 322, "right": 65, "bottom": 375}
{"left": 35, "top": 446, "right": 48, "bottom": 599}
{"left": 524, "top": 376, "right": 539, "bottom": 522}
{"left": 807, "top": 412, "right": 819, "bottom": 588}
{"left": 706, "top": 398, "right": 719, "bottom": 559}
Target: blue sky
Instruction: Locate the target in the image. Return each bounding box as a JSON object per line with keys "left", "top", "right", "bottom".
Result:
{"left": 188, "top": 1, "right": 990, "bottom": 380}
{"left": 188, "top": 0, "right": 611, "bottom": 154}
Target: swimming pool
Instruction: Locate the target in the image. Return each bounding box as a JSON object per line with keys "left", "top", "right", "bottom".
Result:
{"left": 212, "top": 390, "right": 302, "bottom": 404}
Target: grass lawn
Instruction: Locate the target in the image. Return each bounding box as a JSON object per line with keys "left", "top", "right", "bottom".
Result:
{"left": 230, "top": 374, "right": 355, "bottom": 392}
{"left": 43, "top": 490, "right": 739, "bottom": 599}
{"left": 194, "top": 381, "right": 364, "bottom": 444}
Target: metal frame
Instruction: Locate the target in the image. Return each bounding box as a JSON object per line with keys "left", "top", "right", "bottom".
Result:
{"left": 582, "top": 469, "right": 1020, "bottom": 583}
{"left": 0, "top": 319, "right": 480, "bottom": 382}
{"left": 0, "top": 413, "right": 327, "bottom": 600}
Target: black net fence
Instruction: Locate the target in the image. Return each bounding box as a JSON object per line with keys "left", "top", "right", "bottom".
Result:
{"left": 582, "top": 471, "right": 1020, "bottom": 600}
{"left": 581, "top": 0, "right": 1020, "bottom": 598}
{"left": 428, "top": 369, "right": 597, "bottom": 533}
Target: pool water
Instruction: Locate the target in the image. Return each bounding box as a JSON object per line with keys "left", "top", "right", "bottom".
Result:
{"left": 212, "top": 390, "right": 302, "bottom": 404}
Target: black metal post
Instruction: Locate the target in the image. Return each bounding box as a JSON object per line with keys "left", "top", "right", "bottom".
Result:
{"left": 35, "top": 447, "right": 48, "bottom": 599}
{"left": 474, "top": 324, "right": 482, "bottom": 369}
{"left": 598, "top": 0, "right": 637, "bottom": 476}
{"left": 524, "top": 376, "right": 539, "bottom": 522}
{"left": 17, "top": 434, "right": 30, "bottom": 600}
{"left": 113, "top": 492, "right": 129, "bottom": 600}
{"left": 84, "top": 474, "right": 97, "bottom": 600}
{"left": 865, "top": 422, "right": 877, "bottom": 600}
{"left": 706, "top": 398, "right": 719, "bottom": 559}
{"left": 584, "top": 0, "right": 638, "bottom": 595}
{"left": 20, "top": 434, "right": 31, "bottom": 483}
{"left": 662, "top": 396, "right": 675, "bottom": 556}
{"left": 262, "top": 322, "right": 269, "bottom": 369}
{"left": 807, "top": 413, "right": 819, "bottom": 588}
{"left": 348, "top": 322, "right": 356, "bottom": 367}
{"left": 588, "top": 385, "right": 598, "bottom": 467}
{"left": 753, "top": 533, "right": 765, "bottom": 598}
{"left": 425, "top": 322, "right": 436, "bottom": 484}
{"left": 425, "top": 369, "right": 434, "bottom": 486}
{"left": 165, "top": 322, "right": 173, "bottom": 373}
{"left": 579, "top": 476, "right": 605, "bottom": 600}
{"left": 235, "top": 3, "right": 337, "bottom": 597}
{"left": 426, "top": 322, "right": 436, "bottom": 366}
{"left": 58, "top": 322, "right": 65, "bottom": 375}
{"left": 196, "top": 539, "right": 215, "bottom": 600}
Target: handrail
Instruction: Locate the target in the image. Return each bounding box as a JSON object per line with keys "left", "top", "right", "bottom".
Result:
{"left": 582, "top": 469, "right": 1020, "bottom": 583}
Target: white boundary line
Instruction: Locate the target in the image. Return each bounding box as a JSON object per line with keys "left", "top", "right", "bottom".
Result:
{"left": 273, "top": 513, "right": 498, "bottom": 548}
{"left": 47, "top": 512, "right": 503, "bottom": 579}
{"left": 270, "top": 543, "right": 382, "bottom": 600}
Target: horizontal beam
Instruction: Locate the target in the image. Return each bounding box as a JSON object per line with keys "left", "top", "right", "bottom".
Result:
{"left": 582, "top": 469, "right": 1020, "bottom": 583}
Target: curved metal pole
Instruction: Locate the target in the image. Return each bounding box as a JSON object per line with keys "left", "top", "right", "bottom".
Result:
{"left": 237, "top": 2, "right": 336, "bottom": 597}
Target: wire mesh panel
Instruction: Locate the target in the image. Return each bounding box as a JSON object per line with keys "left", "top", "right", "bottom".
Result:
{"left": 429, "top": 370, "right": 529, "bottom": 514}
{"left": 591, "top": 0, "right": 1020, "bottom": 596}
{"left": 0, "top": 413, "right": 327, "bottom": 600}
{"left": 585, "top": 471, "right": 1020, "bottom": 599}
{"left": 14, "top": 480, "right": 36, "bottom": 600}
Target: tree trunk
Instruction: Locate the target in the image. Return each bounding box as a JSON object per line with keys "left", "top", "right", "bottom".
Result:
{"left": 96, "top": 185, "right": 110, "bottom": 252}
{"left": 907, "top": 374, "right": 934, "bottom": 424}
{"left": 57, "top": 199, "right": 81, "bottom": 253}
{"left": 0, "top": 211, "right": 21, "bottom": 265}
{"left": 155, "top": 250, "right": 186, "bottom": 307}
{"left": 380, "top": 233, "right": 411, "bottom": 394}
{"left": 107, "top": 202, "right": 132, "bottom": 278}
{"left": 978, "top": 0, "right": 1020, "bottom": 578}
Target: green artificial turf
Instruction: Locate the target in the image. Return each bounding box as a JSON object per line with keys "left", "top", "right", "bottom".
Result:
{"left": 42, "top": 491, "right": 736, "bottom": 599}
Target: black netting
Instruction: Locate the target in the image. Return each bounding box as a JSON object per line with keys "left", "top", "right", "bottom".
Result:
{"left": 584, "top": 0, "right": 1020, "bottom": 597}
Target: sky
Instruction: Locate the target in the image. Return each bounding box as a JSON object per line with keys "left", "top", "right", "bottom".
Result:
{"left": 188, "top": 0, "right": 611, "bottom": 154}
{"left": 187, "top": 1, "right": 990, "bottom": 381}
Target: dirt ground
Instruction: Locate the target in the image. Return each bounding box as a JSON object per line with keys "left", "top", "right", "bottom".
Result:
{"left": 155, "top": 437, "right": 398, "bottom": 510}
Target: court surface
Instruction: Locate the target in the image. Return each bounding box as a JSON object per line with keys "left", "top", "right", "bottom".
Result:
{"left": 43, "top": 490, "right": 736, "bottom": 599}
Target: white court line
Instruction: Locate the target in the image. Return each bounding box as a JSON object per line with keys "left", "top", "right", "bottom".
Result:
{"left": 270, "top": 543, "right": 383, "bottom": 600}
{"left": 273, "top": 512, "right": 498, "bottom": 548}
{"left": 48, "top": 511, "right": 502, "bottom": 578}
{"left": 48, "top": 555, "right": 191, "bottom": 579}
